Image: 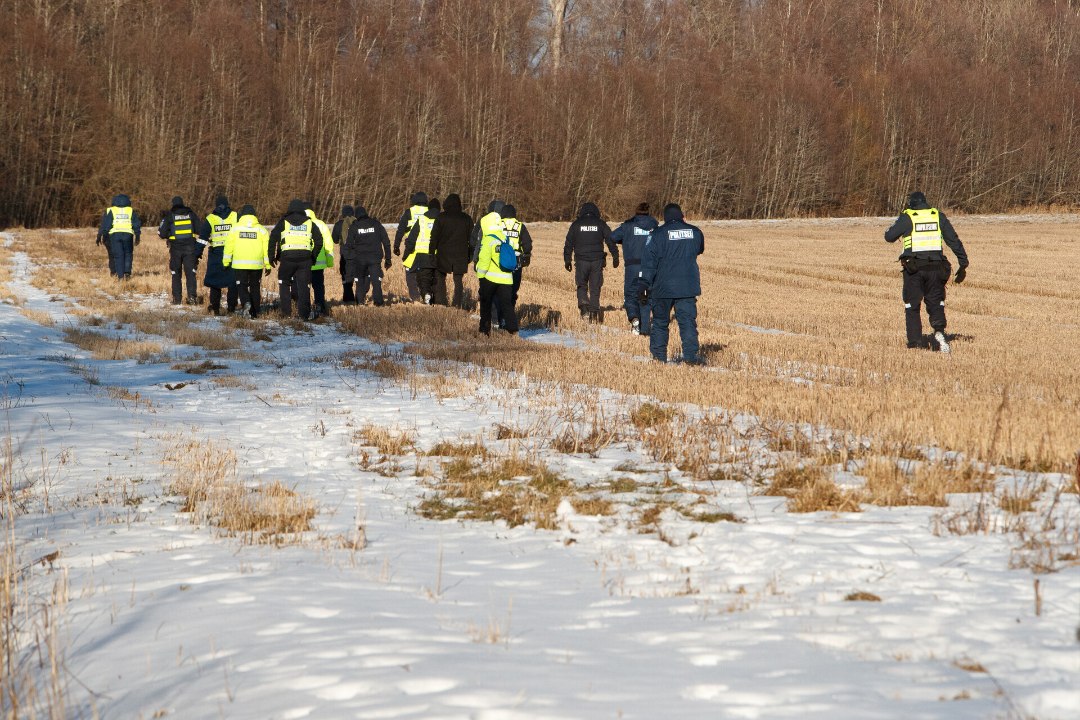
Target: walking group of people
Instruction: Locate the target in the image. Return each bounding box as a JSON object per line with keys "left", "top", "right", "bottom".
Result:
{"left": 95, "top": 188, "right": 968, "bottom": 361}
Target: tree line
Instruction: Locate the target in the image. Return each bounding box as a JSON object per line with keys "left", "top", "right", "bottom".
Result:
{"left": 3, "top": 0, "right": 1080, "bottom": 228}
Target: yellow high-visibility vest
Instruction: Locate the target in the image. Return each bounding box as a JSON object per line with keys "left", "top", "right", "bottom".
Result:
{"left": 903, "top": 208, "right": 944, "bottom": 253}
{"left": 281, "top": 219, "right": 315, "bottom": 252}
{"left": 206, "top": 211, "right": 237, "bottom": 248}
{"left": 108, "top": 206, "right": 134, "bottom": 234}
{"left": 403, "top": 214, "right": 435, "bottom": 269}
{"left": 224, "top": 216, "right": 270, "bottom": 270}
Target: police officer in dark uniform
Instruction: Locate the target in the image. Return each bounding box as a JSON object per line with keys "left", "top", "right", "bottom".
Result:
{"left": 638, "top": 203, "right": 705, "bottom": 364}
{"left": 342, "top": 205, "right": 391, "bottom": 306}
{"left": 269, "top": 199, "right": 324, "bottom": 320}
{"left": 611, "top": 202, "right": 658, "bottom": 335}
{"left": 158, "top": 196, "right": 204, "bottom": 305}
{"left": 884, "top": 191, "right": 969, "bottom": 353}
{"left": 564, "top": 202, "right": 618, "bottom": 321}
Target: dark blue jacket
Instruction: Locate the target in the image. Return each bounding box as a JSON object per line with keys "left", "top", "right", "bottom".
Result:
{"left": 98, "top": 194, "right": 141, "bottom": 240}
{"left": 611, "top": 213, "right": 658, "bottom": 266}
{"left": 201, "top": 200, "right": 235, "bottom": 289}
{"left": 640, "top": 207, "right": 704, "bottom": 299}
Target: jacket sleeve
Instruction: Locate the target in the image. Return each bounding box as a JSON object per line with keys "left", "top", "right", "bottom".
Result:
{"left": 697, "top": 228, "right": 705, "bottom": 255}
{"left": 268, "top": 219, "right": 284, "bottom": 263}
{"left": 602, "top": 221, "right": 619, "bottom": 262}
{"left": 132, "top": 211, "right": 141, "bottom": 239}
{"left": 884, "top": 214, "right": 911, "bottom": 243}
{"left": 403, "top": 223, "right": 419, "bottom": 258}
{"left": 198, "top": 217, "right": 212, "bottom": 242}
{"left": 222, "top": 227, "right": 235, "bottom": 267}
{"left": 98, "top": 210, "right": 112, "bottom": 239}
{"left": 470, "top": 221, "right": 482, "bottom": 265}
{"left": 610, "top": 223, "right": 626, "bottom": 246}
{"left": 331, "top": 219, "right": 342, "bottom": 244}
{"left": 563, "top": 224, "right": 575, "bottom": 265}
{"left": 393, "top": 210, "right": 410, "bottom": 252}
{"left": 519, "top": 224, "right": 533, "bottom": 264}
{"left": 939, "top": 212, "right": 968, "bottom": 267}
{"left": 428, "top": 217, "right": 442, "bottom": 255}
{"left": 193, "top": 212, "right": 206, "bottom": 255}
{"left": 311, "top": 224, "right": 324, "bottom": 261}
{"left": 640, "top": 230, "right": 659, "bottom": 288}
{"left": 158, "top": 214, "right": 171, "bottom": 240}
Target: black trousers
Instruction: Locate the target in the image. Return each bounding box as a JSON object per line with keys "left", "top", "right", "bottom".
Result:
{"left": 208, "top": 285, "right": 238, "bottom": 313}
{"left": 478, "top": 278, "right": 518, "bottom": 334}
{"left": 902, "top": 262, "right": 949, "bottom": 346}
{"left": 403, "top": 269, "right": 421, "bottom": 301}
{"left": 436, "top": 271, "right": 466, "bottom": 308}
{"left": 235, "top": 270, "right": 263, "bottom": 317}
{"left": 340, "top": 264, "right": 353, "bottom": 302}
{"left": 278, "top": 258, "right": 312, "bottom": 318}
{"left": 492, "top": 269, "right": 522, "bottom": 325}
{"left": 575, "top": 259, "right": 604, "bottom": 313}
{"left": 311, "top": 269, "right": 326, "bottom": 313}
{"left": 347, "top": 260, "right": 384, "bottom": 306}
{"left": 417, "top": 267, "right": 438, "bottom": 303}
{"left": 169, "top": 244, "right": 199, "bottom": 303}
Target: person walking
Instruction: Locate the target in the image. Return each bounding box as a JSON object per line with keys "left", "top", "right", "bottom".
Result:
{"left": 428, "top": 193, "right": 474, "bottom": 308}
{"left": 222, "top": 205, "right": 270, "bottom": 318}
{"left": 305, "top": 204, "right": 334, "bottom": 317}
{"left": 393, "top": 191, "right": 428, "bottom": 302}
{"left": 342, "top": 205, "right": 391, "bottom": 306}
{"left": 403, "top": 198, "right": 440, "bottom": 304}
{"left": 269, "top": 199, "right": 324, "bottom": 320}
{"left": 611, "top": 202, "right": 658, "bottom": 335}
{"left": 97, "top": 194, "right": 141, "bottom": 280}
{"left": 332, "top": 205, "right": 356, "bottom": 303}
{"left": 475, "top": 213, "right": 518, "bottom": 336}
{"left": 884, "top": 191, "right": 970, "bottom": 353}
{"left": 564, "top": 202, "right": 618, "bottom": 322}
{"left": 491, "top": 204, "right": 532, "bottom": 328}
{"left": 199, "top": 195, "right": 238, "bottom": 315}
{"left": 638, "top": 203, "right": 705, "bottom": 365}
{"left": 158, "top": 196, "right": 203, "bottom": 305}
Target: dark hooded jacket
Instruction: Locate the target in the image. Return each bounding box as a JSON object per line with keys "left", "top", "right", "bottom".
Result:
{"left": 98, "top": 194, "right": 142, "bottom": 241}
{"left": 610, "top": 212, "right": 659, "bottom": 266}
{"left": 884, "top": 192, "right": 968, "bottom": 267}
{"left": 639, "top": 204, "right": 704, "bottom": 299}
{"left": 394, "top": 192, "right": 429, "bottom": 254}
{"left": 343, "top": 207, "right": 390, "bottom": 264}
{"left": 564, "top": 203, "right": 617, "bottom": 265}
{"left": 429, "top": 193, "right": 474, "bottom": 274}
{"left": 158, "top": 197, "right": 203, "bottom": 255}
{"left": 268, "top": 199, "right": 324, "bottom": 264}
{"left": 201, "top": 197, "right": 236, "bottom": 288}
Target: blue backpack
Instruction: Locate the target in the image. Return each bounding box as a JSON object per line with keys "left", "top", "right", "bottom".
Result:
{"left": 496, "top": 236, "right": 519, "bottom": 272}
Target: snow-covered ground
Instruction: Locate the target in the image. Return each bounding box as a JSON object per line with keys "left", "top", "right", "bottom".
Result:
{"left": 3, "top": 239, "right": 1078, "bottom": 719}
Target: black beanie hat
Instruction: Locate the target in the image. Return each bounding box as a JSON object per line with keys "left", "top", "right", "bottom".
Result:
{"left": 636, "top": 202, "right": 650, "bottom": 215}
{"left": 410, "top": 191, "right": 428, "bottom": 206}
{"left": 342, "top": 205, "right": 354, "bottom": 217}
{"left": 907, "top": 191, "right": 927, "bottom": 208}
{"left": 171, "top": 196, "right": 184, "bottom": 207}
{"left": 215, "top": 195, "right": 229, "bottom": 208}
{"left": 663, "top": 203, "right": 683, "bottom": 222}
{"left": 502, "top": 204, "right": 517, "bottom": 219}
{"left": 287, "top": 198, "right": 306, "bottom": 214}
{"left": 239, "top": 204, "right": 256, "bottom": 217}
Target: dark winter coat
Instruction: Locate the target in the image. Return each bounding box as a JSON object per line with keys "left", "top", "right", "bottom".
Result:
{"left": 884, "top": 194, "right": 969, "bottom": 267}
{"left": 343, "top": 209, "right": 390, "bottom": 263}
{"left": 403, "top": 205, "right": 439, "bottom": 271}
{"left": 268, "top": 199, "right": 324, "bottom": 264}
{"left": 98, "top": 194, "right": 141, "bottom": 241}
{"left": 564, "top": 203, "right": 617, "bottom": 265}
{"left": 429, "top": 194, "right": 474, "bottom": 274}
{"left": 640, "top": 205, "right": 704, "bottom": 299}
{"left": 332, "top": 206, "right": 355, "bottom": 247}
{"left": 200, "top": 199, "right": 236, "bottom": 289}
{"left": 610, "top": 213, "right": 658, "bottom": 266}
{"left": 158, "top": 201, "right": 203, "bottom": 255}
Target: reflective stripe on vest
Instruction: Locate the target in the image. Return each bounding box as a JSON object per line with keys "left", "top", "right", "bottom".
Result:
{"left": 407, "top": 205, "right": 427, "bottom": 231}
{"left": 109, "top": 207, "right": 134, "bottom": 234}
{"left": 227, "top": 219, "right": 269, "bottom": 269}
{"left": 306, "top": 211, "right": 333, "bottom": 269}
{"left": 502, "top": 218, "right": 522, "bottom": 251}
{"left": 281, "top": 219, "right": 314, "bottom": 251}
{"left": 403, "top": 215, "right": 435, "bottom": 269}
{"left": 171, "top": 212, "right": 194, "bottom": 241}
{"left": 207, "top": 211, "right": 237, "bottom": 248}
{"left": 903, "top": 208, "right": 944, "bottom": 253}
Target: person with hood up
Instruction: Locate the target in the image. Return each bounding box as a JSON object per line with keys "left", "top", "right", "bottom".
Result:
{"left": 97, "top": 194, "right": 141, "bottom": 280}
{"left": 305, "top": 204, "right": 334, "bottom": 317}
{"left": 393, "top": 191, "right": 428, "bottom": 302}
{"left": 403, "top": 197, "right": 441, "bottom": 304}
{"left": 158, "top": 196, "right": 204, "bottom": 304}
{"left": 475, "top": 209, "right": 519, "bottom": 336}
{"left": 222, "top": 205, "right": 270, "bottom": 318}
{"left": 884, "top": 191, "right": 969, "bottom": 353}
{"left": 269, "top": 199, "right": 324, "bottom": 320}
{"left": 611, "top": 202, "right": 659, "bottom": 335}
{"left": 199, "top": 195, "right": 238, "bottom": 315}
{"left": 332, "top": 205, "right": 356, "bottom": 303}
{"left": 491, "top": 204, "right": 532, "bottom": 328}
{"left": 638, "top": 203, "right": 705, "bottom": 365}
{"left": 342, "top": 205, "right": 391, "bottom": 306}
{"left": 564, "top": 202, "right": 618, "bottom": 322}
{"left": 428, "top": 193, "right": 474, "bottom": 308}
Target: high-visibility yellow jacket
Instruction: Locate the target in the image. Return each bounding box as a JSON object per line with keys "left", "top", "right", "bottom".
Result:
{"left": 476, "top": 223, "right": 512, "bottom": 285}
{"left": 902, "top": 208, "right": 944, "bottom": 253}
{"left": 306, "top": 209, "right": 334, "bottom": 269}
{"left": 224, "top": 214, "right": 270, "bottom": 270}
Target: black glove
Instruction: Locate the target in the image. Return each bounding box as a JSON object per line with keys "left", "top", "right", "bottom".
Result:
{"left": 95, "top": 237, "right": 102, "bottom": 246}
{"left": 954, "top": 266, "right": 967, "bottom": 284}
{"left": 522, "top": 256, "right": 531, "bottom": 268}
{"left": 393, "top": 245, "right": 401, "bottom": 257}
{"left": 384, "top": 259, "right": 391, "bottom": 270}
{"left": 134, "top": 236, "right": 140, "bottom": 246}
{"left": 613, "top": 256, "right": 620, "bottom": 269}
{"left": 264, "top": 267, "right": 272, "bottom": 277}
{"left": 565, "top": 261, "right": 572, "bottom": 272}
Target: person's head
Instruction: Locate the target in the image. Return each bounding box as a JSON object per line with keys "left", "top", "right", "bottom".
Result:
{"left": 341, "top": 204, "right": 354, "bottom": 217}
{"left": 635, "top": 202, "right": 650, "bottom": 216}
{"left": 487, "top": 199, "right": 504, "bottom": 214}
{"left": 410, "top": 191, "right": 429, "bottom": 206}
{"left": 443, "top": 193, "right": 462, "bottom": 213}
{"left": 580, "top": 202, "right": 599, "bottom": 217}
{"left": 214, "top": 195, "right": 229, "bottom": 212}
{"left": 354, "top": 205, "right": 367, "bottom": 218}
{"left": 501, "top": 204, "right": 517, "bottom": 219}
{"left": 239, "top": 204, "right": 256, "bottom": 218}
{"left": 286, "top": 198, "right": 306, "bottom": 215}
{"left": 663, "top": 203, "right": 684, "bottom": 222}
{"left": 171, "top": 195, "right": 184, "bottom": 208}
{"left": 427, "top": 197, "right": 441, "bottom": 215}
{"left": 907, "top": 191, "right": 928, "bottom": 209}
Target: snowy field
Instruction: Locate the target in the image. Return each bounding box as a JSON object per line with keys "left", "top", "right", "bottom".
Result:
{"left": 2, "top": 236, "right": 1078, "bottom": 719}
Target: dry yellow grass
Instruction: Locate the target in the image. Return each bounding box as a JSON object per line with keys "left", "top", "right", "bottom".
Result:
{"left": 62, "top": 326, "right": 164, "bottom": 362}
{"left": 9, "top": 216, "right": 1080, "bottom": 471}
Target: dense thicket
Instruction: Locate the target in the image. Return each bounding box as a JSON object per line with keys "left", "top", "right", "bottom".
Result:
{"left": 4, "top": 0, "right": 1080, "bottom": 227}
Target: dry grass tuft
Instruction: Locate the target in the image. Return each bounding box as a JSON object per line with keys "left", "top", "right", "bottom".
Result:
{"left": 354, "top": 425, "right": 415, "bottom": 457}
{"left": 861, "top": 457, "right": 994, "bottom": 508}
{"left": 844, "top": 591, "right": 882, "bottom": 602}
{"left": 172, "top": 359, "right": 228, "bottom": 375}
{"left": 953, "top": 658, "right": 988, "bottom": 674}
{"left": 426, "top": 440, "right": 489, "bottom": 458}
{"left": 630, "top": 402, "right": 676, "bottom": 429}
{"left": 165, "top": 438, "right": 315, "bottom": 543}
{"left": 63, "top": 326, "right": 164, "bottom": 362}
